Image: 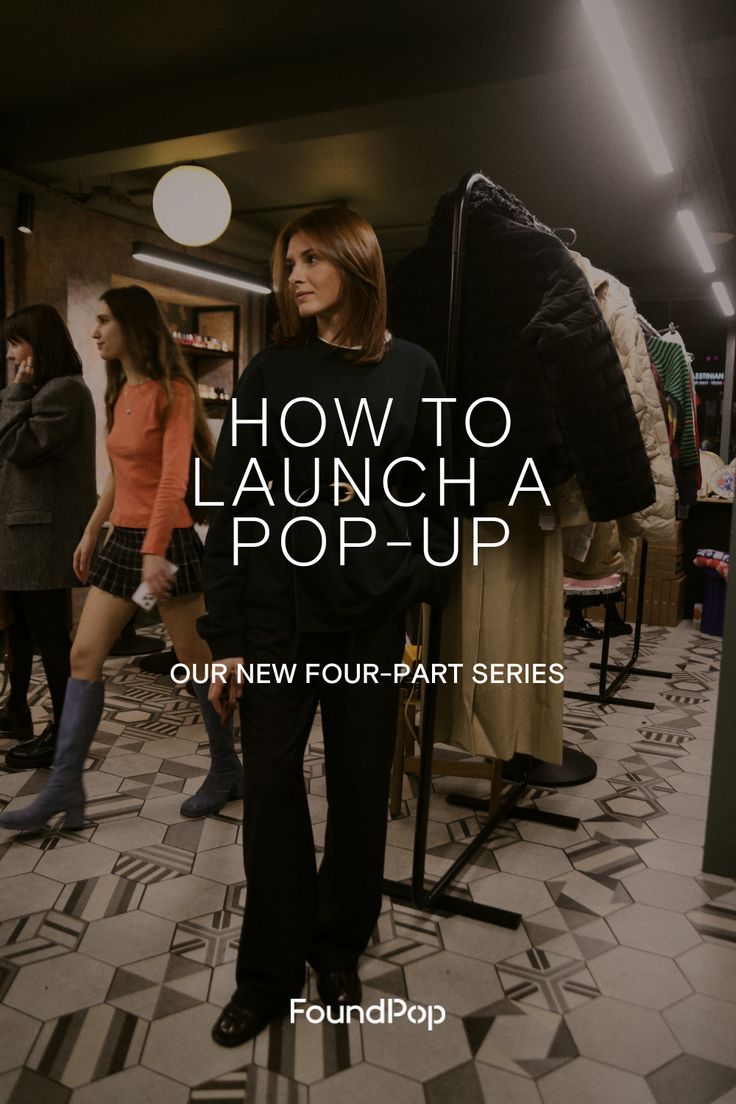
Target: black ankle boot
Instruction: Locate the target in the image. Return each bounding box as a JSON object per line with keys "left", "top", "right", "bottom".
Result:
{"left": 4, "top": 723, "right": 56, "bottom": 770}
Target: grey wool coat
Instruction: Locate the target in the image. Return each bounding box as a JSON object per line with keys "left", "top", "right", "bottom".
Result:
{"left": 0, "top": 376, "right": 96, "bottom": 590}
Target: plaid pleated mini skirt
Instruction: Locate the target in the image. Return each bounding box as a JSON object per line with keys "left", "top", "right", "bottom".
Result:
{"left": 87, "top": 526, "right": 204, "bottom": 599}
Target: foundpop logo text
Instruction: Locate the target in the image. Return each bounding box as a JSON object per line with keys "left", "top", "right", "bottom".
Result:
{"left": 291, "top": 997, "right": 447, "bottom": 1030}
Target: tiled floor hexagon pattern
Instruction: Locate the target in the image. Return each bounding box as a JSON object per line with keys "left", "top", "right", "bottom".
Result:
{"left": 0, "top": 622, "right": 734, "bottom": 1103}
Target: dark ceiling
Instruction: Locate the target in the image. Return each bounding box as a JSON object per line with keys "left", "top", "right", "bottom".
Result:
{"left": 1, "top": 0, "right": 735, "bottom": 317}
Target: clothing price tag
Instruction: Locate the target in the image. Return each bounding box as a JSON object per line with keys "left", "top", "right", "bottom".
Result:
{"left": 132, "top": 563, "right": 179, "bottom": 609}
{"left": 538, "top": 507, "right": 557, "bottom": 532}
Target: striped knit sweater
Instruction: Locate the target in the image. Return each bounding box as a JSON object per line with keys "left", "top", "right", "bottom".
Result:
{"left": 645, "top": 333, "right": 699, "bottom": 505}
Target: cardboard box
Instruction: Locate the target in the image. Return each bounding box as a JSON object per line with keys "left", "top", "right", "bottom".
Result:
{"left": 624, "top": 572, "right": 687, "bottom": 626}
{"left": 652, "top": 576, "right": 662, "bottom": 625}
{"left": 630, "top": 524, "right": 685, "bottom": 578}
{"left": 667, "top": 575, "right": 687, "bottom": 626}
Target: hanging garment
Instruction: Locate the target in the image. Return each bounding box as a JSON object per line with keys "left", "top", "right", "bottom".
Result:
{"left": 571, "top": 256, "right": 677, "bottom": 546}
{"left": 660, "top": 328, "right": 702, "bottom": 488}
{"left": 436, "top": 500, "right": 564, "bottom": 765}
{"left": 564, "top": 519, "right": 626, "bottom": 579}
{"left": 648, "top": 362, "right": 673, "bottom": 448}
{"left": 390, "top": 182, "right": 657, "bottom": 523}
{"left": 660, "top": 328, "right": 689, "bottom": 354}
{"left": 390, "top": 178, "right": 655, "bottom": 765}
{"left": 646, "top": 333, "right": 700, "bottom": 507}
{"left": 561, "top": 257, "right": 677, "bottom": 580}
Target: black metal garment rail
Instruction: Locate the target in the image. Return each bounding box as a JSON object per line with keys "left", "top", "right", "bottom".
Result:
{"left": 382, "top": 172, "right": 579, "bottom": 931}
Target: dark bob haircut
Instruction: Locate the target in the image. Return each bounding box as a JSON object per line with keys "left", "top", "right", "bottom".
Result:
{"left": 3, "top": 303, "right": 83, "bottom": 385}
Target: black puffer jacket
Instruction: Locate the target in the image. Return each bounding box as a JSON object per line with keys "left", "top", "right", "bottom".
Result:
{"left": 389, "top": 183, "right": 656, "bottom": 522}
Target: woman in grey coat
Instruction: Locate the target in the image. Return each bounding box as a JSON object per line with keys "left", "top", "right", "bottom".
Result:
{"left": 0, "top": 304, "right": 96, "bottom": 768}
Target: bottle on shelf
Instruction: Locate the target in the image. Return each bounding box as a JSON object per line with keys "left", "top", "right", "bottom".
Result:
{"left": 173, "top": 327, "right": 226, "bottom": 353}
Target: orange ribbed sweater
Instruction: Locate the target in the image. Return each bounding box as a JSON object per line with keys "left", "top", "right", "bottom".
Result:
{"left": 108, "top": 378, "right": 194, "bottom": 556}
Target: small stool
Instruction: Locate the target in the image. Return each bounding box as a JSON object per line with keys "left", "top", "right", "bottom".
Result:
{"left": 563, "top": 577, "right": 652, "bottom": 708}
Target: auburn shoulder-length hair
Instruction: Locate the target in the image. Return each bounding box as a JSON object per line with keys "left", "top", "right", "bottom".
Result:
{"left": 3, "top": 303, "right": 83, "bottom": 385}
{"left": 100, "top": 285, "right": 214, "bottom": 518}
{"left": 271, "top": 206, "right": 387, "bottom": 364}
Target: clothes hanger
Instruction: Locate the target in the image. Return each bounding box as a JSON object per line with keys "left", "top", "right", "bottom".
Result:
{"left": 553, "top": 226, "right": 577, "bottom": 246}
{"left": 636, "top": 312, "right": 660, "bottom": 339}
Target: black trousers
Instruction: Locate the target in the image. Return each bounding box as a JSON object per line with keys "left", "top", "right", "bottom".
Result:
{"left": 7, "top": 590, "right": 71, "bottom": 724}
{"left": 234, "top": 617, "right": 405, "bottom": 1013}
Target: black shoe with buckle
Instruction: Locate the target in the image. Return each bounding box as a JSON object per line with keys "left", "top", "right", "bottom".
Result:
{"left": 211, "top": 1001, "right": 276, "bottom": 1047}
{"left": 4, "top": 723, "right": 56, "bottom": 770}
{"left": 316, "top": 969, "right": 362, "bottom": 1009}
{"left": 0, "top": 704, "right": 33, "bottom": 741}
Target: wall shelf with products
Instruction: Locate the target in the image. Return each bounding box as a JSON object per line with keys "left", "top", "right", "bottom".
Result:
{"left": 173, "top": 305, "right": 239, "bottom": 419}
{"left": 175, "top": 345, "right": 236, "bottom": 359}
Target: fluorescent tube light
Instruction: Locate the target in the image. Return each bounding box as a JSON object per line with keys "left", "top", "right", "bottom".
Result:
{"left": 712, "top": 282, "right": 735, "bottom": 317}
{"left": 676, "top": 210, "right": 716, "bottom": 273}
{"left": 581, "top": 0, "right": 674, "bottom": 174}
{"left": 132, "top": 241, "right": 271, "bottom": 295}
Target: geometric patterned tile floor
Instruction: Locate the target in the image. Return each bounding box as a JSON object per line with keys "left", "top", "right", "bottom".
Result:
{"left": 1, "top": 621, "right": 735, "bottom": 1103}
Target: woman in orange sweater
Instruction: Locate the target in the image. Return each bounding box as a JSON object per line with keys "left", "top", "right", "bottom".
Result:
{"left": 0, "top": 285, "right": 243, "bottom": 831}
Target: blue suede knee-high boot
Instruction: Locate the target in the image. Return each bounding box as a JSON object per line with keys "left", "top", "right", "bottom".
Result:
{"left": 180, "top": 682, "right": 244, "bottom": 818}
{"left": 0, "top": 678, "right": 104, "bottom": 831}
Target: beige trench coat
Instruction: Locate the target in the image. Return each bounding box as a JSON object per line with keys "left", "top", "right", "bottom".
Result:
{"left": 436, "top": 499, "right": 564, "bottom": 765}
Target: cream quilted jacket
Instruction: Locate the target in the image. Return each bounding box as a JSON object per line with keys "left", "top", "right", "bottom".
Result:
{"left": 570, "top": 253, "right": 676, "bottom": 548}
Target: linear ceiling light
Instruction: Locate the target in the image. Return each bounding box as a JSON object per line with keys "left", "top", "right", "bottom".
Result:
{"left": 712, "top": 282, "right": 735, "bottom": 318}
{"left": 132, "top": 242, "right": 271, "bottom": 295}
{"left": 581, "top": 0, "right": 674, "bottom": 174}
{"left": 676, "top": 210, "right": 716, "bottom": 273}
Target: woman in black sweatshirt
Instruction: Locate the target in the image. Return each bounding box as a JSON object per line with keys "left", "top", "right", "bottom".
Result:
{"left": 199, "top": 206, "right": 452, "bottom": 1045}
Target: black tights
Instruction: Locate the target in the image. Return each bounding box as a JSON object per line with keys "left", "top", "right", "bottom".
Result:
{"left": 7, "top": 590, "right": 71, "bottom": 725}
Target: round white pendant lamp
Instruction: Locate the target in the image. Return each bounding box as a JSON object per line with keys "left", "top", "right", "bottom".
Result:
{"left": 152, "top": 165, "right": 232, "bottom": 246}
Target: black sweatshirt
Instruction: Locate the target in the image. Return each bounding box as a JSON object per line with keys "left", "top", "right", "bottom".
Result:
{"left": 198, "top": 337, "right": 453, "bottom": 659}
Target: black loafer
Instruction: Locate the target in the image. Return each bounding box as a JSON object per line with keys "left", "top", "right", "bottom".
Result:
{"left": 4, "top": 724, "right": 56, "bottom": 770}
{"left": 564, "top": 617, "right": 604, "bottom": 640}
{"left": 316, "top": 969, "right": 362, "bottom": 1009}
{"left": 211, "top": 1001, "right": 274, "bottom": 1046}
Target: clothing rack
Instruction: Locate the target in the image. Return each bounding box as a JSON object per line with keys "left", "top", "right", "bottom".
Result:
{"left": 382, "top": 171, "right": 579, "bottom": 932}
{"left": 637, "top": 313, "right": 680, "bottom": 341}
